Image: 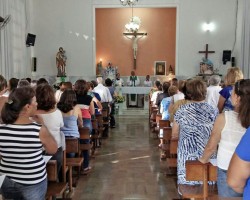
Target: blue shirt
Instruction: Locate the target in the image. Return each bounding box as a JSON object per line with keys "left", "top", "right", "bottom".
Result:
{"left": 160, "top": 97, "right": 171, "bottom": 120}
{"left": 219, "top": 85, "right": 234, "bottom": 111}
{"left": 235, "top": 127, "right": 250, "bottom": 200}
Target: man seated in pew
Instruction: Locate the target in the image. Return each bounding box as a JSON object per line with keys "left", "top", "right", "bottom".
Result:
{"left": 172, "top": 79, "right": 218, "bottom": 186}
{"left": 0, "top": 86, "right": 57, "bottom": 200}
{"left": 199, "top": 79, "right": 249, "bottom": 198}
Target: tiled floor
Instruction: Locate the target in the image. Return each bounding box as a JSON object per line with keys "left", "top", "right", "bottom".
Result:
{"left": 72, "top": 116, "right": 178, "bottom": 200}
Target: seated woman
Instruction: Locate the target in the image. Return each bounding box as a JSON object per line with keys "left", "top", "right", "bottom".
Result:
{"left": 57, "top": 89, "right": 83, "bottom": 157}
{"left": 199, "top": 79, "right": 247, "bottom": 197}
{"left": 227, "top": 79, "right": 250, "bottom": 199}
{"left": 0, "top": 86, "right": 57, "bottom": 200}
{"left": 172, "top": 79, "right": 218, "bottom": 186}
{"left": 36, "top": 84, "right": 64, "bottom": 181}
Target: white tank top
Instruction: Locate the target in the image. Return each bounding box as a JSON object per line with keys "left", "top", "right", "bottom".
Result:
{"left": 217, "top": 111, "right": 246, "bottom": 170}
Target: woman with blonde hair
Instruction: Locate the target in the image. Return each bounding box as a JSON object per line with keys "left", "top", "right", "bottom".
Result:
{"left": 218, "top": 67, "right": 243, "bottom": 113}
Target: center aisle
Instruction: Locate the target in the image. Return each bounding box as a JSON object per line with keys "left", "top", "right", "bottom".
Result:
{"left": 73, "top": 116, "right": 178, "bottom": 200}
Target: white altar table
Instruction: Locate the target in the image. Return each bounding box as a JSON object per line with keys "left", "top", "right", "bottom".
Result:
{"left": 121, "top": 87, "right": 151, "bottom": 95}
{"left": 116, "top": 87, "right": 151, "bottom": 113}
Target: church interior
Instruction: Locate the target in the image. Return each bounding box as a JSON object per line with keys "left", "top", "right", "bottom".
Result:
{"left": 0, "top": 0, "right": 250, "bottom": 199}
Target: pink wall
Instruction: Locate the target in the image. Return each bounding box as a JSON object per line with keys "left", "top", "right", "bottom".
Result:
{"left": 96, "top": 8, "right": 176, "bottom": 76}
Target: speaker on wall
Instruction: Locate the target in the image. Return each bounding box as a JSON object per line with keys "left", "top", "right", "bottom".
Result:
{"left": 32, "top": 57, "right": 37, "bottom": 72}
{"left": 26, "top": 33, "right": 36, "bottom": 47}
{"left": 231, "top": 57, "right": 236, "bottom": 67}
{"left": 222, "top": 50, "right": 231, "bottom": 65}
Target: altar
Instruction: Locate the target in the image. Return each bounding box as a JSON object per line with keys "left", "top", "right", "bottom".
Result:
{"left": 116, "top": 86, "right": 151, "bottom": 115}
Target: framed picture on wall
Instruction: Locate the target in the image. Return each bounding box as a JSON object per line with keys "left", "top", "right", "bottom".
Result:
{"left": 154, "top": 61, "right": 166, "bottom": 75}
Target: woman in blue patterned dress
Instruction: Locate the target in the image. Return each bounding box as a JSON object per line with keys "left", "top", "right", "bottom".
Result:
{"left": 172, "top": 79, "right": 218, "bottom": 185}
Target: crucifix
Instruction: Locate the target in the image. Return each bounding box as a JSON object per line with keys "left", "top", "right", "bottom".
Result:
{"left": 123, "top": 32, "right": 147, "bottom": 69}
{"left": 198, "top": 44, "right": 215, "bottom": 59}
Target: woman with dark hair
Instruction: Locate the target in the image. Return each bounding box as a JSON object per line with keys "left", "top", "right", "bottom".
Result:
{"left": 200, "top": 79, "right": 247, "bottom": 197}
{"left": 74, "top": 79, "right": 94, "bottom": 173}
{"left": 58, "top": 89, "right": 83, "bottom": 157}
{"left": 36, "top": 84, "right": 64, "bottom": 180}
{"left": 151, "top": 80, "right": 162, "bottom": 106}
{"left": 88, "top": 81, "right": 102, "bottom": 115}
{"left": 172, "top": 79, "right": 218, "bottom": 186}
{"left": 155, "top": 81, "right": 170, "bottom": 108}
{"left": 0, "top": 75, "right": 8, "bottom": 122}
{"left": 8, "top": 77, "right": 19, "bottom": 92}
{"left": 0, "top": 86, "right": 57, "bottom": 200}
{"left": 227, "top": 79, "right": 250, "bottom": 199}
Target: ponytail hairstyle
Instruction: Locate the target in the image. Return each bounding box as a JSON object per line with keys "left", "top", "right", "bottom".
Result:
{"left": 1, "top": 86, "right": 35, "bottom": 124}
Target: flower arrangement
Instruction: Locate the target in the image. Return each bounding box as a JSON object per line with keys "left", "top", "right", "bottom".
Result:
{"left": 115, "top": 95, "right": 125, "bottom": 103}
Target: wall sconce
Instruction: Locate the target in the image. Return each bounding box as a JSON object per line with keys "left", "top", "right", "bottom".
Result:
{"left": 202, "top": 22, "right": 215, "bottom": 32}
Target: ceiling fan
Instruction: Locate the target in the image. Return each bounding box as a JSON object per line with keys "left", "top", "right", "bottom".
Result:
{"left": 0, "top": 15, "right": 11, "bottom": 30}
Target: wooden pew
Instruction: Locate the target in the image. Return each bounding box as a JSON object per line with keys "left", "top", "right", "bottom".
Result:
{"left": 178, "top": 160, "right": 242, "bottom": 200}
{"left": 166, "top": 138, "right": 178, "bottom": 173}
{"left": 65, "top": 138, "right": 84, "bottom": 191}
{"left": 46, "top": 160, "right": 68, "bottom": 200}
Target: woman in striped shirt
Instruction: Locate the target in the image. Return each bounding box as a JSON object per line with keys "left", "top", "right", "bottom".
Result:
{"left": 0, "top": 86, "right": 57, "bottom": 200}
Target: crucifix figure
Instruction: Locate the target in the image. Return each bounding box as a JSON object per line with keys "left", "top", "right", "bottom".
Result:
{"left": 123, "top": 32, "right": 147, "bottom": 69}
{"left": 198, "top": 44, "right": 215, "bottom": 59}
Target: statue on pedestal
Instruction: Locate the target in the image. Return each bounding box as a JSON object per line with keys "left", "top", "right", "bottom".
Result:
{"left": 103, "top": 62, "right": 117, "bottom": 82}
{"left": 97, "top": 60, "right": 103, "bottom": 76}
{"left": 199, "top": 57, "right": 214, "bottom": 75}
{"left": 56, "top": 47, "right": 67, "bottom": 77}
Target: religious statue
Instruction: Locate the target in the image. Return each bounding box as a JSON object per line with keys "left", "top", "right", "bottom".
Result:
{"left": 56, "top": 47, "right": 67, "bottom": 77}
{"left": 200, "top": 57, "right": 214, "bottom": 75}
{"left": 103, "top": 62, "right": 117, "bottom": 82}
{"left": 133, "top": 36, "right": 139, "bottom": 60}
{"left": 97, "top": 60, "right": 103, "bottom": 76}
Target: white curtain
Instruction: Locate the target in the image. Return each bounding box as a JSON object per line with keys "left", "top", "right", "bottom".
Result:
{"left": 240, "top": 0, "right": 250, "bottom": 78}
{"left": 0, "top": 0, "right": 28, "bottom": 80}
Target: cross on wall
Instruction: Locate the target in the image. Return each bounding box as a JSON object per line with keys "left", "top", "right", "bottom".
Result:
{"left": 198, "top": 44, "right": 215, "bottom": 59}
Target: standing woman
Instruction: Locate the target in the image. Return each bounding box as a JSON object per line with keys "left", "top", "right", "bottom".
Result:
{"left": 218, "top": 67, "right": 243, "bottom": 113}
{"left": 172, "top": 79, "right": 218, "bottom": 185}
{"left": 227, "top": 79, "right": 250, "bottom": 199}
{"left": 199, "top": 79, "right": 247, "bottom": 197}
{"left": 74, "top": 79, "right": 95, "bottom": 172}
{"left": 0, "top": 86, "right": 57, "bottom": 200}
{"left": 36, "top": 84, "right": 64, "bottom": 180}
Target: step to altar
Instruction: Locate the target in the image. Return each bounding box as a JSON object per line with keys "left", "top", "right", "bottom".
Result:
{"left": 116, "top": 107, "right": 149, "bottom": 117}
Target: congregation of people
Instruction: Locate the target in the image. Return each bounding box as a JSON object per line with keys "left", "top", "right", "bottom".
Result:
{"left": 148, "top": 67, "right": 250, "bottom": 199}
{"left": 0, "top": 66, "right": 250, "bottom": 199}
{"left": 0, "top": 75, "right": 118, "bottom": 199}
